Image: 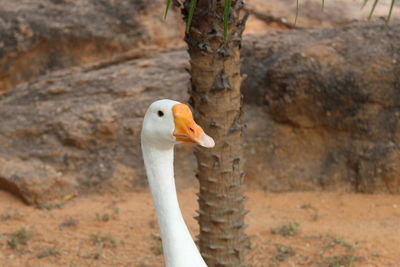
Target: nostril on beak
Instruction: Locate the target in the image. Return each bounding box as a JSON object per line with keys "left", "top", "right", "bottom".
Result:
{"left": 189, "top": 127, "right": 195, "bottom": 133}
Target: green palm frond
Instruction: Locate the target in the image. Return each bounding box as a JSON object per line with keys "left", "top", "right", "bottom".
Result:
{"left": 362, "top": 0, "right": 396, "bottom": 22}
{"left": 164, "top": 0, "right": 172, "bottom": 19}
{"left": 185, "top": 0, "right": 198, "bottom": 33}
{"left": 368, "top": 0, "right": 379, "bottom": 19}
{"left": 164, "top": 0, "right": 232, "bottom": 42}
{"left": 223, "top": 0, "right": 232, "bottom": 42}
{"left": 387, "top": 0, "right": 395, "bottom": 22}
{"left": 319, "top": 0, "right": 396, "bottom": 24}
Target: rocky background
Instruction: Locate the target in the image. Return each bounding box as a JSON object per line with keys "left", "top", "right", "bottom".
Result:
{"left": 0, "top": 0, "right": 399, "bottom": 205}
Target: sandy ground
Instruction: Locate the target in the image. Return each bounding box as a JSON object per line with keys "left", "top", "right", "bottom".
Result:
{"left": 0, "top": 189, "right": 399, "bottom": 267}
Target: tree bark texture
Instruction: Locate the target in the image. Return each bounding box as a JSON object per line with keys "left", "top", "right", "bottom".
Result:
{"left": 182, "top": 1, "right": 249, "bottom": 266}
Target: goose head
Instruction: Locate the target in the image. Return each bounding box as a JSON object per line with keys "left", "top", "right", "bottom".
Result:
{"left": 141, "top": 99, "right": 215, "bottom": 149}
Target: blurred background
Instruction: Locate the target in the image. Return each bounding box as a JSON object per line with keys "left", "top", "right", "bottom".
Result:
{"left": 0, "top": 0, "right": 399, "bottom": 266}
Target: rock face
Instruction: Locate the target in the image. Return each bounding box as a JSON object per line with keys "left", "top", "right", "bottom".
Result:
{"left": 0, "top": 48, "right": 191, "bottom": 204}
{"left": 0, "top": 0, "right": 184, "bottom": 93}
{"left": 0, "top": 21, "right": 399, "bottom": 204}
{"left": 242, "top": 22, "right": 400, "bottom": 193}
{"left": 3, "top": 0, "right": 398, "bottom": 94}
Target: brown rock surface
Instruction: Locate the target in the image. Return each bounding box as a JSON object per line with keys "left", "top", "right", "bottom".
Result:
{"left": 0, "top": 22, "right": 399, "bottom": 204}
{"left": 3, "top": 0, "right": 398, "bottom": 94}
{"left": 242, "top": 22, "right": 400, "bottom": 193}
{"left": 0, "top": 0, "right": 183, "bottom": 92}
{"left": 0, "top": 48, "right": 192, "bottom": 205}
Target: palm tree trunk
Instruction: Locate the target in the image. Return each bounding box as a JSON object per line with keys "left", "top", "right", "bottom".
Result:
{"left": 182, "top": 1, "right": 249, "bottom": 266}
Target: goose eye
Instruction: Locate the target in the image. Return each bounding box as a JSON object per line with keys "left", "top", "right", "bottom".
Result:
{"left": 157, "top": 110, "right": 164, "bottom": 117}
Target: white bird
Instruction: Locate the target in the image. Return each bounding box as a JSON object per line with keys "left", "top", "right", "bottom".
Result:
{"left": 141, "top": 99, "right": 214, "bottom": 267}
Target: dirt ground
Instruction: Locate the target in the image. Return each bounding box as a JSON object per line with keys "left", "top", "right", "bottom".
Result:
{"left": 0, "top": 188, "right": 399, "bottom": 267}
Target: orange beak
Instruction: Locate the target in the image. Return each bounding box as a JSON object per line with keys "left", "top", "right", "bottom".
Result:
{"left": 172, "top": 104, "right": 215, "bottom": 148}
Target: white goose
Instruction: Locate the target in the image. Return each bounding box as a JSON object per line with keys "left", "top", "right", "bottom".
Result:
{"left": 141, "top": 99, "right": 214, "bottom": 267}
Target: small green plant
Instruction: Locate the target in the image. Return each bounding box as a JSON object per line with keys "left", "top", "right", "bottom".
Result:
{"left": 311, "top": 210, "right": 321, "bottom": 221}
{"left": 151, "top": 232, "right": 163, "bottom": 255}
{"left": 36, "top": 247, "right": 60, "bottom": 258}
{"left": 323, "top": 237, "right": 354, "bottom": 251}
{"left": 1, "top": 207, "right": 22, "bottom": 221}
{"left": 96, "top": 208, "right": 119, "bottom": 222}
{"left": 90, "top": 233, "right": 116, "bottom": 248}
{"left": 39, "top": 203, "right": 64, "bottom": 210}
{"left": 93, "top": 247, "right": 101, "bottom": 259}
{"left": 273, "top": 244, "right": 295, "bottom": 261}
{"left": 270, "top": 222, "right": 300, "bottom": 237}
{"left": 8, "top": 236, "right": 18, "bottom": 250}
{"left": 320, "top": 254, "right": 358, "bottom": 267}
{"left": 96, "top": 213, "right": 110, "bottom": 222}
{"left": 89, "top": 233, "right": 117, "bottom": 260}
{"left": 299, "top": 203, "right": 326, "bottom": 221}
{"left": 244, "top": 240, "right": 253, "bottom": 249}
{"left": 7, "top": 227, "right": 32, "bottom": 250}
{"left": 152, "top": 246, "right": 163, "bottom": 255}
